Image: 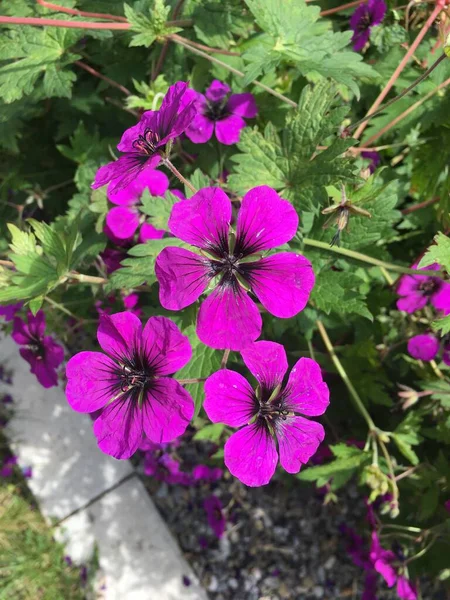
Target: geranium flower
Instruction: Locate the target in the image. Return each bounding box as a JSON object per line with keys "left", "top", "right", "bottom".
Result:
{"left": 105, "top": 169, "right": 169, "bottom": 242}
{"left": 12, "top": 311, "right": 64, "bottom": 388}
{"left": 370, "top": 532, "right": 417, "bottom": 600}
{"left": 184, "top": 80, "right": 257, "bottom": 145}
{"left": 192, "top": 464, "right": 223, "bottom": 483}
{"left": 143, "top": 445, "right": 190, "bottom": 484}
{"left": 92, "top": 82, "right": 196, "bottom": 193}
{"left": 204, "top": 341, "right": 329, "bottom": 486}
{"left": 155, "top": 186, "right": 315, "bottom": 350}
{"left": 350, "top": 0, "right": 387, "bottom": 51}
{"left": 361, "top": 150, "right": 381, "bottom": 174}
{"left": 397, "top": 263, "right": 450, "bottom": 315}
{"left": 65, "top": 312, "right": 194, "bottom": 459}
{"left": 203, "top": 495, "right": 226, "bottom": 538}
{"left": 0, "top": 302, "right": 22, "bottom": 322}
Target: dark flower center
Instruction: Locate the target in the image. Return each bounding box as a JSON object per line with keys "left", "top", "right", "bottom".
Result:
{"left": 418, "top": 278, "right": 440, "bottom": 296}
{"left": 204, "top": 98, "right": 230, "bottom": 122}
{"left": 356, "top": 11, "right": 372, "bottom": 32}
{"left": 112, "top": 348, "right": 157, "bottom": 405}
{"left": 27, "top": 338, "right": 45, "bottom": 360}
{"left": 132, "top": 128, "right": 160, "bottom": 155}
{"left": 256, "top": 388, "right": 289, "bottom": 429}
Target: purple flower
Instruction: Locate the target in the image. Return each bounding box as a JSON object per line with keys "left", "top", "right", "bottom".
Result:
{"left": 12, "top": 311, "right": 64, "bottom": 388}
{"left": 184, "top": 80, "right": 257, "bottom": 146}
{"left": 370, "top": 532, "right": 417, "bottom": 600}
{"left": 2, "top": 394, "right": 13, "bottom": 404}
{"left": 362, "top": 571, "right": 378, "bottom": 600}
{"left": 0, "top": 302, "right": 23, "bottom": 322}
{"left": 0, "top": 455, "right": 17, "bottom": 478}
{"left": 350, "top": 0, "right": 387, "bottom": 51}
{"left": 407, "top": 333, "right": 441, "bottom": 362}
{"left": 204, "top": 495, "right": 226, "bottom": 538}
{"left": 192, "top": 464, "right": 223, "bottom": 483}
{"left": 122, "top": 293, "right": 142, "bottom": 318}
{"left": 22, "top": 466, "right": 32, "bottom": 479}
{"left": 361, "top": 150, "right": 381, "bottom": 174}
{"left": 155, "top": 186, "right": 315, "bottom": 350}
{"left": 397, "top": 263, "right": 450, "bottom": 315}
{"left": 65, "top": 312, "right": 195, "bottom": 459}
{"left": 92, "top": 82, "right": 196, "bottom": 194}
{"left": 105, "top": 169, "right": 169, "bottom": 242}
{"left": 204, "top": 341, "right": 329, "bottom": 486}
{"left": 142, "top": 440, "right": 190, "bottom": 484}
{"left": 340, "top": 524, "right": 372, "bottom": 570}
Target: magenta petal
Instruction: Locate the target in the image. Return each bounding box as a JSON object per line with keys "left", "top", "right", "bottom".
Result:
{"left": 22, "top": 351, "right": 58, "bottom": 388}
{"left": 197, "top": 285, "right": 262, "bottom": 350}
{"left": 155, "top": 247, "right": 210, "bottom": 310}
{"left": 27, "top": 310, "right": 46, "bottom": 338}
{"left": 224, "top": 424, "right": 278, "bottom": 487}
{"left": 397, "top": 577, "right": 417, "bottom": 600}
{"left": 141, "top": 316, "right": 192, "bottom": 375}
{"left": 205, "top": 80, "right": 230, "bottom": 102}
{"left": 431, "top": 282, "right": 450, "bottom": 315}
{"left": 106, "top": 206, "right": 140, "bottom": 240}
{"left": 168, "top": 187, "right": 232, "bottom": 249}
{"left": 136, "top": 167, "right": 169, "bottom": 196}
{"left": 227, "top": 93, "right": 257, "bottom": 118}
{"left": 240, "top": 341, "right": 288, "bottom": 390}
{"left": 396, "top": 293, "right": 428, "bottom": 313}
{"left": 374, "top": 559, "right": 397, "bottom": 588}
{"left": 44, "top": 337, "right": 64, "bottom": 367}
{"left": 117, "top": 111, "right": 158, "bottom": 153}
{"left": 245, "top": 253, "right": 315, "bottom": 318}
{"left": 236, "top": 187, "right": 299, "bottom": 253}
{"left": 204, "top": 369, "right": 256, "bottom": 427}
{"left": 97, "top": 311, "right": 142, "bottom": 359}
{"left": 92, "top": 156, "right": 151, "bottom": 192}
{"left": 12, "top": 316, "right": 32, "bottom": 345}
{"left": 142, "top": 378, "right": 194, "bottom": 443}
{"left": 215, "top": 114, "right": 246, "bottom": 145}
{"left": 185, "top": 113, "right": 214, "bottom": 144}
{"left": 276, "top": 416, "right": 325, "bottom": 474}
{"left": 407, "top": 334, "right": 439, "bottom": 361}
{"left": 138, "top": 222, "right": 165, "bottom": 242}
{"left": 93, "top": 400, "right": 143, "bottom": 459}
{"left": 66, "top": 351, "right": 116, "bottom": 412}
{"left": 284, "top": 357, "right": 330, "bottom": 416}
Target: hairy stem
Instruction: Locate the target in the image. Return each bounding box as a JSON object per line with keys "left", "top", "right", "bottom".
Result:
{"left": 348, "top": 54, "right": 447, "bottom": 136}
{"left": 176, "top": 378, "right": 207, "bottom": 384}
{"left": 221, "top": 349, "right": 230, "bottom": 369}
{"left": 320, "top": 0, "right": 366, "bottom": 17}
{"left": 378, "top": 437, "right": 400, "bottom": 508}
{"left": 362, "top": 74, "right": 450, "bottom": 146}
{"left": 353, "top": 1, "right": 446, "bottom": 139}
{"left": 74, "top": 61, "right": 131, "bottom": 95}
{"left": 69, "top": 272, "right": 107, "bottom": 284}
{"left": 170, "top": 35, "right": 298, "bottom": 108}
{"left": 45, "top": 296, "right": 80, "bottom": 320}
{"left": 303, "top": 238, "right": 447, "bottom": 277}
{"left": 316, "top": 319, "right": 377, "bottom": 431}
{"left": 36, "top": 0, "right": 128, "bottom": 22}
{"left": 0, "top": 15, "right": 131, "bottom": 29}
{"left": 401, "top": 196, "right": 439, "bottom": 215}
{"left": 164, "top": 159, "right": 197, "bottom": 194}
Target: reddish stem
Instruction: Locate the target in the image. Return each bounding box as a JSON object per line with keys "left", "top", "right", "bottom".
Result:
{"left": 353, "top": 0, "right": 446, "bottom": 140}
{"left": 401, "top": 197, "right": 439, "bottom": 215}
{"left": 0, "top": 15, "right": 130, "bottom": 29}
{"left": 74, "top": 60, "right": 131, "bottom": 95}
{"left": 363, "top": 76, "right": 450, "bottom": 145}
{"left": 36, "top": 0, "right": 127, "bottom": 22}
{"left": 169, "top": 33, "right": 240, "bottom": 56}
{"left": 320, "top": 0, "right": 366, "bottom": 17}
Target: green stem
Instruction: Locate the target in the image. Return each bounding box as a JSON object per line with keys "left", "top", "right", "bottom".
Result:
{"left": 378, "top": 437, "right": 400, "bottom": 507}
{"left": 45, "top": 296, "right": 80, "bottom": 320}
{"left": 316, "top": 320, "right": 377, "bottom": 431}
{"left": 176, "top": 378, "right": 206, "bottom": 384}
{"left": 170, "top": 35, "right": 298, "bottom": 108}
{"left": 221, "top": 349, "right": 230, "bottom": 369}
{"left": 69, "top": 272, "right": 107, "bottom": 284}
{"left": 303, "top": 238, "right": 447, "bottom": 278}
{"left": 404, "top": 538, "right": 436, "bottom": 564}
{"left": 163, "top": 159, "right": 197, "bottom": 194}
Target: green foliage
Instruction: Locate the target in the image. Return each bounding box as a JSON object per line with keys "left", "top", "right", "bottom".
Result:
{"left": 311, "top": 270, "right": 372, "bottom": 320}
{"left": 124, "top": 0, "right": 181, "bottom": 48}
{"left": 0, "top": 26, "right": 80, "bottom": 103}
{"left": 242, "top": 0, "right": 376, "bottom": 96}
{"left": 419, "top": 232, "right": 450, "bottom": 272}
{"left": 229, "top": 82, "right": 358, "bottom": 212}
{"left": 125, "top": 75, "right": 169, "bottom": 110}
{"left": 297, "top": 444, "right": 370, "bottom": 489}
{"left": 140, "top": 189, "right": 180, "bottom": 230}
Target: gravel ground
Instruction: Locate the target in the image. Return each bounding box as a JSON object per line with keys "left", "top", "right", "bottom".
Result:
{"left": 140, "top": 432, "right": 399, "bottom": 600}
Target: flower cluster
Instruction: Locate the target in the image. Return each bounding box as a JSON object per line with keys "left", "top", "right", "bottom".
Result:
{"left": 350, "top": 0, "right": 387, "bottom": 51}
{"left": 397, "top": 263, "right": 450, "bottom": 315}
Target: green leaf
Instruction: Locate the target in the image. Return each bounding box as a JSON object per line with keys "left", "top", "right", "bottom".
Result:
{"left": 140, "top": 190, "right": 180, "bottom": 230}
{"left": 0, "top": 27, "right": 80, "bottom": 103}
{"left": 391, "top": 434, "right": 419, "bottom": 465}
{"left": 229, "top": 82, "right": 358, "bottom": 212}
{"left": 297, "top": 450, "right": 369, "bottom": 486}
{"left": 124, "top": 0, "right": 181, "bottom": 48}
{"left": 310, "top": 270, "right": 372, "bottom": 320}
{"left": 7, "top": 224, "right": 37, "bottom": 256}
{"left": 106, "top": 238, "right": 185, "bottom": 291}
{"left": 175, "top": 326, "right": 222, "bottom": 417}
{"left": 432, "top": 314, "right": 450, "bottom": 336}
{"left": 27, "top": 219, "right": 66, "bottom": 267}
{"left": 242, "top": 0, "right": 377, "bottom": 97}
{"left": 29, "top": 295, "right": 44, "bottom": 315}
{"left": 193, "top": 1, "right": 252, "bottom": 49}
{"left": 187, "top": 169, "right": 211, "bottom": 198}
{"left": 419, "top": 232, "right": 450, "bottom": 272}
{"left": 193, "top": 423, "right": 225, "bottom": 442}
